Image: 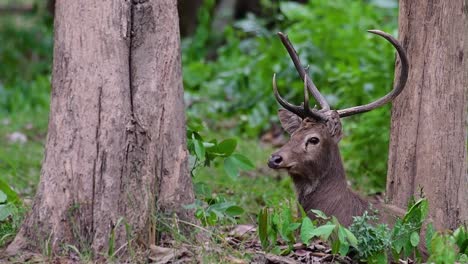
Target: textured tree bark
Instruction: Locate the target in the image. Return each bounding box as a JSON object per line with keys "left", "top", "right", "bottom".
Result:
{"left": 387, "top": 0, "right": 467, "bottom": 230}
{"left": 6, "top": 0, "right": 194, "bottom": 257}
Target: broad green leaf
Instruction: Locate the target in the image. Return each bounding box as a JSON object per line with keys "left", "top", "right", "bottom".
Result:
{"left": 269, "top": 212, "right": 280, "bottom": 244}
{"left": 288, "top": 223, "right": 301, "bottom": 232}
{"left": 224, "top": 157, "right": 239, "bottom": 178}
{"left": 453, "top": 226, "right": 468, "bottom": 254}
{"left": 310, "top": 224, "right": 336, "bottom": 241}
{"left": 210, "top": 208, "right": 225, "bottom": 219}
{"left": 339, "top": 240, "right": 349, "bottom": 256}
{"left": 336, "top": 225, "right": 349, "bottom": 255}
{"left": 209, "top": 201, "right": 235, "bottom": 212}
{"left": 410, "top": 232, "right": 420, "bottom": 247}
{"left": 225, "top": 206, "right": 244, "bottom": 217}
{"left": 367, "top": 251, "right": 387, "bottom": 264}
{"left": 279, "top": 2, "right": 310, "bottom": 20}
{"left": 343, "top": 227, "right": 358, "bottom": 247}
{"left": 194, "top": 182, "right": 211, "bottom": 197}
{"left": 0, "top": 204, "right": 13, "bottom": 221}
{"left": 300, "top": 217, "right": 315, "bottom": 244}
{"left": 425, "top": 222, "right": 435, "bottom": 252}
{"left": 297, "top": 203, "right": 307, "bottom": 218}
{"left": 216, "top": 138, "right": 237, "bottom": 156}
{"left": 0, "top": 191, "right": 7, "bottom": 204}
{"left": 331, "top": 239, "right": 340, "bottom": 255}
{"left": 202, "top": 142, "right": 215, "bottom": 148}
{"left": 403, "top": 198, "right": 428, "bottom": 225}
{"left": 428, "top": 234, "right": 457, "bottom": 264}
{"left": 279, "top": 207, "right": 293, "bottom": 242}
{"left": 337, "top": 225, "right": 346, "bottom": 242}
{"left": 310, "top": 209, "right": 329, "bottom": 220}
{"left": 0, "top": 179, "right": 20, "bottom": 204}
{"left": 193, "top": 139, "right": 205, "bottom": 160}
{"left": 206, "top": 211, "right": 218, "bottom": 226}
{"left": 231, "top": 153, "right": 255, "bottom": 170}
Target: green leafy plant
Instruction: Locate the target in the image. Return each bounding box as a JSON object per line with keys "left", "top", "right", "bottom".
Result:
{"left": 349, "top": 211, "right": 391, "bottom": 262}
{"left": 183, "top": 0, "right": 399, "bottom": 192}
{"left": 187, "top": 119, "right": 254, "bottom": 178}
{"left": 257, "top": 204, "right": 356, "bottom": 255}
{"left": 256, "top": 198, "right": 467, "bottom": 263}
{"left": 0, "top": 190, "right": 14, "bottom": 222}
{"left": 425, "top": 225, "right": 468, "bottom": 264}
{"left": 390, "top": 198, "right": 428, "bottom": 260}
{"left": 185, "top": 183, "right": 244, "bottom": 227}
{"left": 257, "top": 201, "right": 302, "bottom": 254}
{"left": 0, "top": 180, "right": 24, "bottom": 246}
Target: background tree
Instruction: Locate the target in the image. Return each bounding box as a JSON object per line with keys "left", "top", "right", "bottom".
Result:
{"left": 6, "top": 0, "right": 194, "bottom": 257}
{"left": 387, "top": 0, "right": 467, "bottom": 229}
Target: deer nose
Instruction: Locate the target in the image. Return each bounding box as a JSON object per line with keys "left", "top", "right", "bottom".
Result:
{"left": 268, "top": 154, "right": 283, "bottom": 168}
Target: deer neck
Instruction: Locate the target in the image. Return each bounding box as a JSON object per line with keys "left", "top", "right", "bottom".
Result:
{"left": 291, "top": 145, "right": 369, "bottom": 226}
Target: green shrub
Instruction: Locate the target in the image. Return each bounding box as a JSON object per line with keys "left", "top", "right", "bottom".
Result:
{"left": 183, "top": 0, "right": 399, "bottom": 192}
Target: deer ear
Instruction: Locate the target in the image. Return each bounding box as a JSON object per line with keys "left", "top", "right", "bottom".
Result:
{"left": 278, "top": 109, "right": 302, "bottom": 135}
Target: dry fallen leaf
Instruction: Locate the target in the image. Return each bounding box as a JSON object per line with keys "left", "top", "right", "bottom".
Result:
{"left": 149, "top": 244, "right": 191, "bottom": 264}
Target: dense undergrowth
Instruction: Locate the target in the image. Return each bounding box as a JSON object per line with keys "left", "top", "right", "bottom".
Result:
{"left": 0, "top": 0, "right": 466, "bottom": 263}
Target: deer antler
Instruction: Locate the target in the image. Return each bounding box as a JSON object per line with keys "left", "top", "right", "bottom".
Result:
{"left": 277, "top": 32, "right": 330, "bottom": 111}
{"left": 336, "top": 30, "right": 409, "bottom": 117}
{"left": 273, "top": 30, "right": 409, "bottom": 120}
{"left": 273, "top": 73, "right": 327, "bottom": 121}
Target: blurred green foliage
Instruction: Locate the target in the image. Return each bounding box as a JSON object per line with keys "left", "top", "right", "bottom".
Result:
{"left": 184, "top": 0, "right": 398, "bottom": 192}
{"left": 0, "top": 3, "right": 52, "bottom": 114}
{"left": 0, "top": 0, "right": 399, "bottom": 210}
{"left": 0, "top": 2, "right": 52, "bottom": 196}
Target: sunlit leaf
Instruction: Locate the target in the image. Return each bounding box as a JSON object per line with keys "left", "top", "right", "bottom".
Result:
{"left": 0, "top": 204, "right": 13, "bottom": 221}
{"left": 410, "top": 232, "right": 420, "bottom": 247}
{"left": 0, "top": 191, "right": 7, "bottom": 204}
{"left": 225, "top": 206, "right": 244, "bottom": 217}
{"left": 300, "top": 217, "right": 315, "bottom": 244}
{"left": 310, "top": 209, "right": 329, "bottom": 220}
{"left": 215, "top": 138, "right": 237, "bottom": 156}
{"left": 224, "top": 157, "right": 239, "bottom": 178}
{"left": 279, "top": 2, "right": 310, "bottom": 20}
{"left": 193, "top": 139, "right": 205, "bottom": 160}
{"left": 231, "top": 154, "right": 255, "bottom": 170}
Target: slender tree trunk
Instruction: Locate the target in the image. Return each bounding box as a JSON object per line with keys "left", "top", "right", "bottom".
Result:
{"left": 387, "top": 0, "right": 467, "bottom": 230}
{"left": 6, "top": 0, "right": 194, "bottom": 257}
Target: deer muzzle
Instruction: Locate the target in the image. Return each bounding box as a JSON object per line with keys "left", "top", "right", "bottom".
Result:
{"left": 268, "top": 154, "right": 283, "bottom": 169}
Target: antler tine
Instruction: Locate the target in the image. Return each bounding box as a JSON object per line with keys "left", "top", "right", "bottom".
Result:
{"left": 272, "top": 74, "right": 327, "bottom": 121}
{"left": 337, "top": 30, "right": 409, "bottom": 117}
{"left": 303, "top": 74, "right": 326, "bottom": 120}
{"left": 303, "top": 76, "right": 310, "bottom": 114}
{"left": 273, "top": 73, "right": 306, "bottom": 118}
{"left": 277, "top": 32, "right": 330, "bottom": 111}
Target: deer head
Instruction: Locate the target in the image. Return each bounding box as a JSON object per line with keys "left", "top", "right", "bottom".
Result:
{"left": 267, "top": 30, "right": 409, "bottom": 225}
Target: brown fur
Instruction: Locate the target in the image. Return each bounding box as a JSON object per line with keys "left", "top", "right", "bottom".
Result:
{"left": 270, "top": 109, "right": 429, "bottom": 259}
{"left": 271, "top": 109, "right": 402, "bottom": 227}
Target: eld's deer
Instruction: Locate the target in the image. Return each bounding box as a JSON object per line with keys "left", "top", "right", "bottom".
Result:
{"left": 268, "top": 30, "right": 409, "bottom": 227}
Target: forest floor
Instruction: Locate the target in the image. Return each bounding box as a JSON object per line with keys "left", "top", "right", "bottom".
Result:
{"left": 0, "top": 111, "right": 365, "bottom": 263}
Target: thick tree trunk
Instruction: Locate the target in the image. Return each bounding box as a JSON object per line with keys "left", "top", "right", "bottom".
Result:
{"left": 6, "top": 0, "right": 194, "bottom": 257}
{"left": 387, "top": 0, "right": 467, "bottom": 230}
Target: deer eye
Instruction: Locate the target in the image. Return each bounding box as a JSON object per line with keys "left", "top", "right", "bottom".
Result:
{"left": 307, "top": 137, "right": 320, "bottom": 146}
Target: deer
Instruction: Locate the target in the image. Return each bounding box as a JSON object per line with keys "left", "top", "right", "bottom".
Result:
{"left": 267, "top": 30, "right": 409, "bottom": 227}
